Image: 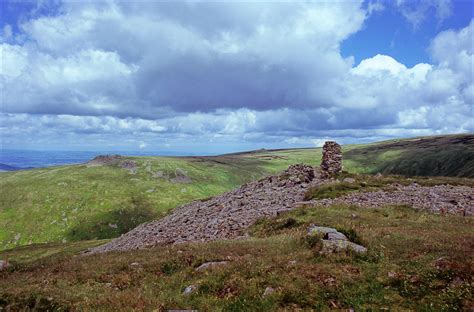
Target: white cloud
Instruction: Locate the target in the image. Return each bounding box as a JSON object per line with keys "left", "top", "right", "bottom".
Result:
{"left": 352, "top": 54, "right": 408, "bottom": 77}
{"left": 312, "top": 138, "right": 333, "bottom": 148}
{"left": 0, "top": 2, "right": 472, "bottom": 151}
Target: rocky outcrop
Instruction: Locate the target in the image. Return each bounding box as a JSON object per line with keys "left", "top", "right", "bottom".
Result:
{"left": 170, "top": 168, "right": 192, "bottom": 184}
{"left": 85, "top": 164, "right": 322, "bottom": 254}
{"left": 307, "top": 224, "right": 367, "bottom": 254}
{"left": 320, "top": 141, "right": 342, "bottom": 176}
{"left": 120, "top": 160, "right": 137, "bottom": 174}
{"left": 87, "top": 155, "right": 122, "bottom": 166}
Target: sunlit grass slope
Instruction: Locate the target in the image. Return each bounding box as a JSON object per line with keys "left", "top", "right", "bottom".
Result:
{"left": 0, "top": 134, "right": 472, "bottom": 249}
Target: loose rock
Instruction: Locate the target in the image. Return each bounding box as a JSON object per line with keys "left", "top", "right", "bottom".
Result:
{"left": 326, "top": 232, "right": 348, "bottom": 241}
{"left": 195, "top": 261, "right": 228, "bottom": 272}
{"left": 321, "top": 240, "right": 367, "bottom": 254}
{"left": 262, "top": 287, "right": 276, "bottom": 297}
{"left": 171, "top": 168, "right": 192, "bottom": 184}
{"left": 85, "top": 164, "right": 322, "bottom": 254}
{"left": 307, "top": 225, "right": 338, "bottom": 236}
{"left": 313, "top": 183, "right": 474, "bottom": 216}
{"left": 183, "top": 285, "right": 197, "bottom": 295}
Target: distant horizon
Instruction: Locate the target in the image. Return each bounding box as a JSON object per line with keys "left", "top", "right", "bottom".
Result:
{"left": 1, "top": 132, "right": 472, "bottom": 169}
{"left": 1, "top": 131, "right": 472, "bottom": 154}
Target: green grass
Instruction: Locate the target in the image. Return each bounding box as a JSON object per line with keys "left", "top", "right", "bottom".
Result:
{"left": 0, "top": 134, "right": 472, "bottom": 250}
{"left": 0, "top": 156, "right": 270, "bottom": 249}
{"left": 1, "top": 203, "right": 472, "bottom": 311}
{"left": 344, "top": 134, "right": 474, "bottom": 177}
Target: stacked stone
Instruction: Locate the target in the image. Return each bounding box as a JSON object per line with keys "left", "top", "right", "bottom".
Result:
{"left": 320, "top": 141, "right": 342, "bottom": 176}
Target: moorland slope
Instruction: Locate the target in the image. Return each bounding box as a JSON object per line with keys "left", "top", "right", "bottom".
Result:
{"left": 0, "top": 134, "right": 472, "bottom": 249}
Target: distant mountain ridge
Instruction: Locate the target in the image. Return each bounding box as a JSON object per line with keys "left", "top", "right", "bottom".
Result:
{"left": 0, "top": 163, "right": 32, "bottom": 171}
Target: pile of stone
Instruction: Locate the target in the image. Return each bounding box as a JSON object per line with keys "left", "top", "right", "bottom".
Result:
{"left": 87, "top": 155, "right": 122, "bottom": 166}
{"left": 320, "top": 141, "right": 342, "bottom": 176}
{"left": 307, "top": 225, "right": 367, "bottom": 254}
{"left": 85, "top": 164, "right": 323, "bottom": 254}
{"left": 312, "top": 183, "right": 474, "bottom": 216}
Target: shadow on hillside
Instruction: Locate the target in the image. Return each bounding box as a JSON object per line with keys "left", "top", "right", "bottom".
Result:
{"left": 65, "top": 194, "right": 157, "bottom": 241}
{"left": 345, "top": 135, "right": 474, "bottom": 177}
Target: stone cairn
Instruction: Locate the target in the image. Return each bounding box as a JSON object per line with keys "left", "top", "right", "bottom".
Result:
{"left": 320, "top": 141, "right": 342, "bottom": 177}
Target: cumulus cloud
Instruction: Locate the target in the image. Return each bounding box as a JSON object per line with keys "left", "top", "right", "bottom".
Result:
{"left": 0, "top": 1, "right": 472, "bottom": 152}
{"left": 1, "top": 1, "right": 368, "bottom": 116}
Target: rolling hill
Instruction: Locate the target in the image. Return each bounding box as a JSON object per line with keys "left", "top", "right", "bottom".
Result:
{"left": 0, "top": 134, "right": 472, "bottom": 250}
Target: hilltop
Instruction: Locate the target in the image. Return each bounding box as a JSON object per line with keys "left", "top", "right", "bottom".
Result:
{"left": 0, "top": 134, "right": 473, "bottom": 250}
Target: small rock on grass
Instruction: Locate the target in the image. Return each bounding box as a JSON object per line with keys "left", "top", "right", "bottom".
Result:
{"left": 326, "top": 232, "right": 348, "bottom": 241}
{"left": 183, "top": 285, "right": 197, "bottom": 295}
{"left": 343, "top": 178, "right": 356, "bottom": 183}
{"left": 321, "top": 240, "right": 367, "bottom": 254}
{"left": 262, "top": 287, "right": 275, "bottom": 298}
{"left": 307, "top": 224, "right": 338, "bottom": 236}
{"left": 195, "top": 261, "right": 228, "bottom": 272}
{"left": 0, "top": 260, "right": 9, "bottom": 271}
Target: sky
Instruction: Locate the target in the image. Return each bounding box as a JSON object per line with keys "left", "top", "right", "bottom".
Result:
{"left": 0, "top": 0, "right": 473, "bottom": 154}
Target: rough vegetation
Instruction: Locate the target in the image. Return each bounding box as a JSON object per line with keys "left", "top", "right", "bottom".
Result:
{"left": 1, "top": 134, "right": 472, "bottom": 250}
{"left": 1, "top": 203, "right": 472, "bottom": 311}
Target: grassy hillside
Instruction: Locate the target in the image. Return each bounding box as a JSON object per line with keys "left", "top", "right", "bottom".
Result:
{"left": 1, "top": 201, "right": 472, "bottom": 310}
{"left": 344, "top": 134, "right": 474, "bottom": 177}
{"left": 0, "top": 134, "right": 472, "bottom": 250}
{"left": 0, "top": 152, "right": 320, "bottom": 250}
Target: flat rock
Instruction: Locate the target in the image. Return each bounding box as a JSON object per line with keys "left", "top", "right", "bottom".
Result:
{"left": 262, "top": 286, "right": 276, "bottom": 297}
{"left": 307, "top": 225, "right": 338, "bottom": 236}
{"left": 321, "top": 240, "right": 367, "bottom": 254}
{"left": 326, "top": 232, "right": 348, "bottom": 241}
{"left": 343, "top": 178, "right": 356, "bottom": 183}
{"left": 182, "top": 285, "right": 197, "bottom": 295}
{"left": 195, "top": 261, "right": 228, "bottom": 271}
